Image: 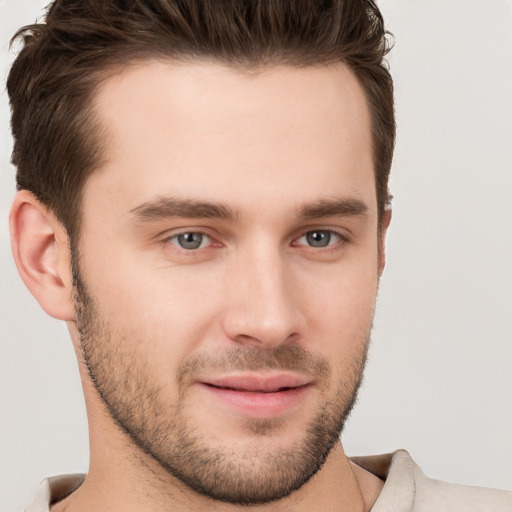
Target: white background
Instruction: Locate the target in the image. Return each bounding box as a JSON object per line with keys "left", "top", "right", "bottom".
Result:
{"left": 1, "top": 1, "right": 511, "bottom": 511}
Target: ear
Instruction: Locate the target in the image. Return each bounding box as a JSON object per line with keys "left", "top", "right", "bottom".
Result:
{"left": 9, "top": 190, "right": 76, "bottom": 321}
{"left": 378, "top": 205, "right": 392, "bottom": 277}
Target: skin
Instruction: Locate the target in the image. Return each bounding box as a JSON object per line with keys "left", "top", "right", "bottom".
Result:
{"left": 10, "top": 61, "right": 390, "bottom": 511}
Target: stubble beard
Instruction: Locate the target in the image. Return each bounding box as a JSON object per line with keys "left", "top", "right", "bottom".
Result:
{"left": 72, "top": 260, "right": 371, "bottom": 505}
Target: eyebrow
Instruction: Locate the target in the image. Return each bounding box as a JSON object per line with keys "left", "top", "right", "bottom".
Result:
{"left": 129, "top": 197, "right": 238, "bottom": 222}
{"left": 128, "top": 196, "right": 368, "bottom": 223}
{"left": 297, "top": 198, "right": 368, "bottom": 220}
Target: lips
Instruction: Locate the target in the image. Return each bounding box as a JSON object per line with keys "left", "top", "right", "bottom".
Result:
{"left": 197, "top": 374, "right": 312, "bottom": 417}
{"left": 201, "top": 374, "right": 310, "bottom": 393}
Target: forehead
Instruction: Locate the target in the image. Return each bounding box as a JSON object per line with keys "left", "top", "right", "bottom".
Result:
{"left": 87, "top": 60, "right": 375, "bottom": 217}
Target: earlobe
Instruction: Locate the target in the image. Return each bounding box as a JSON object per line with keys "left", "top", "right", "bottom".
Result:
{"left": 378, "top": 206, "right": 392, "bottom": 276}
{"left": 9, "top": 190, "right": 76, "bottom": 321}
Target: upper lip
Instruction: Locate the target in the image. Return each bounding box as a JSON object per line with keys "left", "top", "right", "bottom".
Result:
{"left": 199, "top": 373, "right": 312, "bottom": 392}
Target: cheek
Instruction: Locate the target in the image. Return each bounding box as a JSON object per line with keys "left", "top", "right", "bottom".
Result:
{"left": 80, "top": 242, "right": 226, "bottom": 363}
{"left": 298, "top": 258, "right": 379, "bottom": 348}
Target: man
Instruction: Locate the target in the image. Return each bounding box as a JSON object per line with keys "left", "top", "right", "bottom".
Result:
{"left": 5, "top": 0, "right": 512, "bottom": 511}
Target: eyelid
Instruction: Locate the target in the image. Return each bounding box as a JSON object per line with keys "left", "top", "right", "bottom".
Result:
{"left": 168, "top": 232, "right": 212, "bottom": 250}
{"left": 292, "top": 228, "right": 348, "bottom": 248}
{"left": 158, "top": 226, "right": 348, "bottom": 252}
{"left": 159, "top": 225, "right": 216, "bottom": 241}
{"left": 160, "top": 227, "right": 221, "bottom": 251}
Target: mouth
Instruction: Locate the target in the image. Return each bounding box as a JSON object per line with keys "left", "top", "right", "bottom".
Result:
{"left": 204, "top": 384, "right": 301, "bottom": 393}
{"left": 202, "top": 373, "right": 310, "bottom": 392}
{"left": 197, "top": 374, "right": 312, "bottom": 417}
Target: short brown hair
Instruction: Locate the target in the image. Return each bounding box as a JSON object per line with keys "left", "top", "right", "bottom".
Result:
{"left": 8, "top": 0, "right": 395, "bottom": 240}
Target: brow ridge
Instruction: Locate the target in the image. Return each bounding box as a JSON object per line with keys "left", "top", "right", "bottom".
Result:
{"left": 129, "top": 197, "right": 238, "bottom": 222}
{"left": 129, "top": 196, "right": 369, "bottom": 224}
{"left": 297, "top": 198, "right": 368, "bottom": 220}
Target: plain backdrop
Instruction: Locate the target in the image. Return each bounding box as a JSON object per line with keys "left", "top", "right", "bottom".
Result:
{"left": 1, "top": 1, "right": 511, "bottom": 511}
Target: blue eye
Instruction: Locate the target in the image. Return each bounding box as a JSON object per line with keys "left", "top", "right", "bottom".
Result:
{"left": 297, "top": 230, "right": 341, "bottom": 248}
{"left": 170, "top": 232, "right": 210, "bottom": 250}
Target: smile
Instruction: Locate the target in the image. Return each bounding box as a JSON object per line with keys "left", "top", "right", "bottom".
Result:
{"left": 197, "top": 374, "right": 312, "bottom": 418}
{"left": 207, "top": 385, "right": 297, "bottom": 393}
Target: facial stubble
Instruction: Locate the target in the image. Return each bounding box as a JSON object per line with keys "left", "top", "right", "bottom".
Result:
{"left": 72, "top": 256, "right": 371, "bottom": 505}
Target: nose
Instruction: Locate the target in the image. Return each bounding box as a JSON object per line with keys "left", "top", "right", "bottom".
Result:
{"left": 221, "top": 245, "right": 306, "bottom": 348}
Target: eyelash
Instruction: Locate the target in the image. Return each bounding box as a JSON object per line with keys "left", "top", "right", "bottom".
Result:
{"left": 167, "top": 232, "right": 214, "bottom": 251}
{"left": 293, "top": 230, "right": 345, "bottom": 250}
{"left": 164, "top": 229, "right": 347, "bottom": 252}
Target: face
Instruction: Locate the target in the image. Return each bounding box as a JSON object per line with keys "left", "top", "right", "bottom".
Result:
{"left": 72, "top": 61, "right": 383, "bottom": 504}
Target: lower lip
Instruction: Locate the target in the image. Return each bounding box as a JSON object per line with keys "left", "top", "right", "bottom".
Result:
{"left": 199, "top": 383, "right": 310, "bottom": 418}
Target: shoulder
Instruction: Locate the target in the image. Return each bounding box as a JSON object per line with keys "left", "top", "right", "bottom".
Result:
{"left": 413, "top": 470, "right": 512, "bottom": 511}
{"left": 351, "top": 450, "right": 512, "bottom": 512}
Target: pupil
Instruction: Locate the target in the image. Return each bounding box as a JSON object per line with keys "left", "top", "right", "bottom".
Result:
{"left": 178, "top": 233, "right": 203, "bottom": 249}
{"left": 307, "top": 231, "right": 330, "bottom": 247}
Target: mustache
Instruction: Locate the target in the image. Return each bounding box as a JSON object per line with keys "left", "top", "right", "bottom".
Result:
{"left": 176, "top": 344, "right": 330, "bottom": 384}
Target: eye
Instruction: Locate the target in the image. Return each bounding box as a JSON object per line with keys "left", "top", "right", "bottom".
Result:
{"left": 169, "top": 232, "right": 211, "bottom": 250}
{"left": 295, "top": 230, "right": 342, "bottom": 248}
